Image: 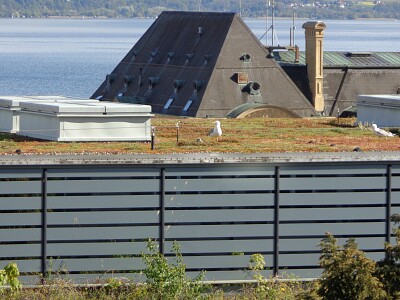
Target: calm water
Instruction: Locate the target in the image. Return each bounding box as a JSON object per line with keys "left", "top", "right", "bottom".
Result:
{"left": 0, "top": 18, "right": 399, "bottom": 98}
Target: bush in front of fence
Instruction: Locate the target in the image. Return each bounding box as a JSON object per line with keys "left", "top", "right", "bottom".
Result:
{"left": 0, "top": 263, "right": 21, "bottom": 294}
{"left": 314, "top": 233, "right": 387, "bottom": 300}
{"left": 138, "top": 239, "right": 209, "bottom": 299}
{"left": 376, "top": 214, "right": 400, "bottom": 299}
{"left": 4, "top": 221, "right": 400, "bottom": 300}
{"left": 244, "top": 253, "right": 305, "bottom": 300}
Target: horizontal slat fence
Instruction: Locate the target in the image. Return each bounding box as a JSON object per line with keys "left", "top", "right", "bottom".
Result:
{"left": 0, "top": 162, "right": 398, "bottom": 283}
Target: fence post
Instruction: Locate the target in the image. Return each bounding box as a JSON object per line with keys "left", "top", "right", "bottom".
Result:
{"left": 151, "top": 127, "right": 156, "bottom": 150}
{"left": 41, "top": 168, "right": 48, "bottom": 283}
{"left": 386, "top": 164, "right": 392, "bottom": 253}
{"left": 273, "top": 166, "right": 280, "bottom": 277}
{"left": 159, "top": 168, "right": 165, "bottom": 255}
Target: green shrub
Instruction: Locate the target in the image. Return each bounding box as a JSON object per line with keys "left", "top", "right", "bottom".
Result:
{"left": 0, "top": 262, "right": 21, "bottom": 293}
{"left": 317, "top": 232, "right": 386, "bottom": 300}
{"left": 140, "top": 239, "right": 208, "bottom": 299}
{"left": 247, "top": 253, "right": 303, "bottom": 300}
{"left": 376, "top": 214, "right": 400, "bottom": 299}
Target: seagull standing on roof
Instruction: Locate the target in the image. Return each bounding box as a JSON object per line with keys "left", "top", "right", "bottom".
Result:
{"left": 372, "top": 123, "right": 396, "bottom": 137}
{"left": 209, "top": 120, "right": 222, "bottom": 140}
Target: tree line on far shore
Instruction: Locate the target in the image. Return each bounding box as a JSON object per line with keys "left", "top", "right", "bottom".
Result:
{"left": 1, "top": 0, "right": 399, "bottom": 19}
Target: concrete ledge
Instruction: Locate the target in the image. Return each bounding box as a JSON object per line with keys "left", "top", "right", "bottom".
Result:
{"left": 2, "top": 151, "right": 400, "bottom": 166}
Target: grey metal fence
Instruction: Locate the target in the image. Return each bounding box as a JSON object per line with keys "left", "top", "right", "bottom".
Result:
{"left": 0, "top": 161, "right": 399, "bottom": 283}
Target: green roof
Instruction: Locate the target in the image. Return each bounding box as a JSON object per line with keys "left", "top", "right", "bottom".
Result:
{"left": 273, "top": 51, "right": 400, "bottom": 68}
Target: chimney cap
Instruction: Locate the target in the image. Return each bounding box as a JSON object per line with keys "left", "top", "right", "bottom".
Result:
{"left": 302, "top": 21, "right": 326, "bottom": 30}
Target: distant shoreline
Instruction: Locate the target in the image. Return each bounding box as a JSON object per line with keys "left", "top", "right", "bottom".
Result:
{"left": 3, "top": 15, "right": 398, "bottom": 21}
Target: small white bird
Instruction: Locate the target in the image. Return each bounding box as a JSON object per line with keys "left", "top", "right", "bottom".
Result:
{"left": 372, "top": 123, "right": 396, "bottom": 137}
{"left": 208, "top": 120, "right": 222, "bottom": 139}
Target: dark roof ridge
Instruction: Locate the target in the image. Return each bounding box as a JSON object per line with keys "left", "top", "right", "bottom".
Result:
{"left": 160, "top": 11, "right": 237, "bottom": 17}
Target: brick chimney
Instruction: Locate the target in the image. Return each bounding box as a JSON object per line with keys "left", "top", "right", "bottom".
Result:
{"left": 302, "top": 21, "right": 326, "bottom": 112}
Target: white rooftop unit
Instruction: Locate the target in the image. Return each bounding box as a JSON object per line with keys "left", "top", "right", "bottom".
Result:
{"left": 357, "top": 94, "right": 400, "bottom": 127}
{"left": 18, "top": 100, "right": 153, "bottom": 141}
{"left": 0, "top": 96, "right": 99, "bottom": 133}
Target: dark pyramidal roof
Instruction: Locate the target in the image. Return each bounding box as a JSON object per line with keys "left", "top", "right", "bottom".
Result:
{"left": 92, "top": 11, "right": 317, "bottom": 118}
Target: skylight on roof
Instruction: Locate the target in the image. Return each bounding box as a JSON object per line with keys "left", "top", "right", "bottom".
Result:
{"left": 346, "top": 52, "right": 372, "bottom": 58}
{"left": 164, "top": 98, "right": 174, "bottom": 110}
{"left": 183, "top": 100, "right": 193, "bottom": 111}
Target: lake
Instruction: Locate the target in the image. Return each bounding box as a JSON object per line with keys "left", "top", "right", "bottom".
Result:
{"left": 0, "top": 18, "right": 399, "bottom": 98}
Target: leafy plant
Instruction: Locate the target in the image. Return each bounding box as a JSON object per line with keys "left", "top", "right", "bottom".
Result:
{"left": 317, "top": 232, "right": 387, "bottom": 300}
{"left": 247, "top": 253, "right": 302, "bottom": 300}
{"left": 376, "top": 214, "right": 400, "bottom": 299}
{"left": 0, "top": 263, "right": 21, "bottom": 293}
{"left": 140, "top": 239, "right": 208, "bottom": 300}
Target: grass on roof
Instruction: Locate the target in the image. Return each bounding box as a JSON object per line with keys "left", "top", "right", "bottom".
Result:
{"left": 0, "top": 117, "right": 399, "bottom": 155}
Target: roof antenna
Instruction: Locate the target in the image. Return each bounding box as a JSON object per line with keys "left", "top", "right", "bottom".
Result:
{"left": 260, "top": 0, "right": 276, "bottom": 46}
{"left": 270, "top": 0, "right": 275, "bottom": 46}
{"left": 265, "top": 0, "right": 268, "bottom": 46}
{"left": 290, "top": 10, "right": 296, "bottom": 46}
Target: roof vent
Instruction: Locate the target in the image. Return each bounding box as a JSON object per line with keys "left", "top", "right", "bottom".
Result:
{"left": 148, "top": 77, "right": 160, "bottom": 89}
{"left": 346, "top": 52, "right": 372, "bottom": 58}
{"left": 150, "top": 50, "right": 158, "bottom": 57}
{"left": 132, "top": 50, "right": 140, "bottom": 57}
{"left": 198, "top": 27, "right": 203, "bottom": 36}
{"left": 120, "top": 75, "right": 134, "bottom": 95}
{"left": 204, "top": 54, "right": 212, "bottom": 62}
{"left": 174, "top": 80, "right": 185, "bottom": 92}
{"left": 243, "top": 81, "right": 261, "bottom": 95}
{"left": 124, "top": 75, "right": 134, "bottom": 85}
{"left": 249, "top": 82, "right": 261, "bottom": 95}
{"left": 168, "top": 51, "right": 175, "bottom": 58}
{"left": 186, "top": 53, "right": 194, "bottom": 60}
{"left": 106, "top": 73, "right": 117, "bottom": 83}
{"left": 105, "top": 73, "right": 117, "bottom": 91}
{"left": 241, "top": 53, "right": 251, "bottom": 62}
{"left": 193, "top": 80, "right": 204, "bottom": 94}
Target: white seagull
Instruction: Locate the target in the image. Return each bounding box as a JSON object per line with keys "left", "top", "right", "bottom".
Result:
{"left": 208, "top": 120, "right": 222, "bottom": 139}
{"left": 372, "top": 123, "right": 396, "bottom": 137}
